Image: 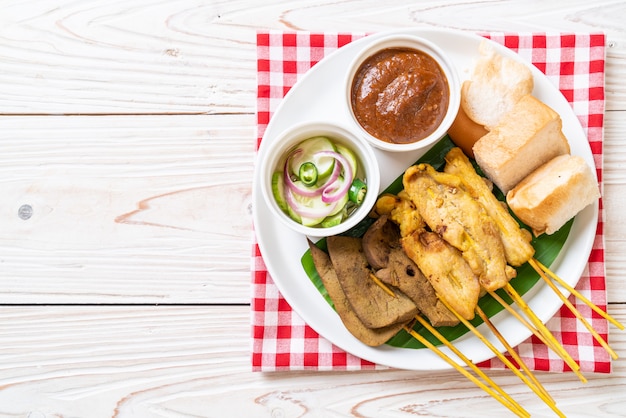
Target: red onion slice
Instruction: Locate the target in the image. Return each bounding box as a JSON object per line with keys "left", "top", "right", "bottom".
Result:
{"left": 282, "top": 149, "right": 354, "bottom": 218}
{"left": 283, "top": 149, "right": 322, "bottom": 197}
{"left": 315, "top": 151, "right": 353, "bottom": 203}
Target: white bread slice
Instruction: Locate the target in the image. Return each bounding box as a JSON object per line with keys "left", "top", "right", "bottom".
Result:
{"left": 506, "top": 154, "right": 600, "bottom": 236}
{"left": 461, "top": 41, "right": 534, "bottom": 129}
{"left": 473, "top": 94, "right": 570, "bottom": 194}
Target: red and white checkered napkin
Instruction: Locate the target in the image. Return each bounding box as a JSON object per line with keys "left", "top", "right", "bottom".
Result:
{"left": 252, "top": 31, "right": 609, "bottom": 373}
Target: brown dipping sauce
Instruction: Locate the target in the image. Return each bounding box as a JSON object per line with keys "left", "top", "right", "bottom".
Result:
{"left": 351, "top": 47, "right": 450, "bottom": 144}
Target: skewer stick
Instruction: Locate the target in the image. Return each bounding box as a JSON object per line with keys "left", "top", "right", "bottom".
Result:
{"left": 504, "top": 284, "right": 587, "bottom": 382}
{"left": 529, "top": 259, "right": 619, "bottom": 360}
{"left": 488, "top": 290, "right": 551, "bottom": 348}
{"left": 532, "top": 258, "right": 624, "bottom": 330}
{"left": 489, "top": 289, "right": 580, "bottom": 372}
{"left": 371, "top": 272, "right": 528, "bottom": 415}
{"left": 412, "top": 315, "right": 529, "bottom": 417}
{"left": 475, "top": 306, "right": 555, "bottom": 406}
{"left": 438, "top": 295, "right": 563, "bottom": 416}
{"left": 403, "top": 325, "right": 530, "bottom": 418}
{"left": 368, "top": 273, "right": 396, "bottom": 298}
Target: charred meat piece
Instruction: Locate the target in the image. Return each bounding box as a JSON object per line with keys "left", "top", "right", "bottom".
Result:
{"left": 362, "top": 215, "right": 402, "bottom": 270}
{"left": 327, "top": 236, "right": 418, "bottom": 329}
{"left": 403, "top": 163, "right": 515, "bottom": 292}
{"left": 444, "top": 147, "right": 534, "bottom": 266}
{"left": 374, "top": 192, "right": 424, "bottom": 237}
{"left": 307, "top": 240, "right": 405, "bottom": 346}
{"left": 402, "top": 229, "right": 480, "bottom": 321}
{"left": 363, "top": 216, "right": 458, "bottom": 327}
{"left": 376, "top": 248, "right": 459, "bottom": 327}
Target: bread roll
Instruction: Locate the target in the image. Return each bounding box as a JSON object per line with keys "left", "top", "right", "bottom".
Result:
{"left": 506, "top": 154, "right": 600, "bottom": 236}
{"left": 461, "top": 41, "right": 534, "bottom": 129}
{"left": 473, "top": 94, "right": 570, "bottom": 194}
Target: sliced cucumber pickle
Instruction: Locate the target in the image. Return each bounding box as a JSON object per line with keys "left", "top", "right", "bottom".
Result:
{"left": 335, "top": 142, "right": 359, "bottom": 182}
{"left": 288, "top": 136, "right": 336, "bottom": 181}
{"left": 271, "top": 171, "right": 288, "bottom": 213}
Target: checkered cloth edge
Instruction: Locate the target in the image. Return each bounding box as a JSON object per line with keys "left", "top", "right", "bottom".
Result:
{"left": 252, "top": 30, "right": 609, "bottom": 373}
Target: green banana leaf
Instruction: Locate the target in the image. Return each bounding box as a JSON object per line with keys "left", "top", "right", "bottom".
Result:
{"left": 300, "top": 136, "right": 572, "bottom": 348}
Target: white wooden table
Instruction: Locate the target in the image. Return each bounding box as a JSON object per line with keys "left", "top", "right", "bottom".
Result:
{"left": 1, "top": 1, "right": 625, "bottom": 417}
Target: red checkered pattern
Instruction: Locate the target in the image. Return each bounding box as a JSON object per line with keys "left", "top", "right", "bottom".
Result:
{"left": 252, "top": 31, "right": 609, "bottom": 373}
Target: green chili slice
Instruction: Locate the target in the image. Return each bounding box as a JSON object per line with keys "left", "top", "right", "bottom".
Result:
{"left": 299, "top": 162, "right": 318, "bottom": 186}
{"left": 348, "top": 178, "right": 367, "bottom": 204}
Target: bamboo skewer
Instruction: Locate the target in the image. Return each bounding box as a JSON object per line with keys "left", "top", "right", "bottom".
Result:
{"left": 504, "top": 283, "right": 587, "bottom": 383}
{"left": 438, "top": 295, "right": 565, "bottom": 417}
{"left": 369, "top": 273, "right": 396, "bottom": 298}
{"left": 529, "top": 259, "right": 619, "bottom": 360}
{"left": 412, "top": 315, "right": 530, "bottom": 417}
{"left": 403, "top": 324, "right": 530, "bottom": 418}
{"left": 532, "top": 258, "right": 624, "bottom": 330}
{"left": 370, "top": 275, "right": 530, "bottom": 416}
{"left": 488, "top": 290, "right": 551, "bottom": 348}
{"left": 475, "top": 306, "right": 555, "bottom": 405}
{"left": 489, "top": 288, "right": 581, "bottom": 375}
{"left": 476, "top": 306, "right": 556, "bottom": 405}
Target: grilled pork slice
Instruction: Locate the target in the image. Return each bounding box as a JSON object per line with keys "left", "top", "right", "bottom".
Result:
{"left": 403, "top": 164, "right": 516, "bottom": 292}
{"left": 308, "top": 240, "right": 405, "bottom": 346}
{"left": 363, "top": 216, "right": 458, "bottom": 327}
{"left": 362, "top": 214, "right": 402, "bottom": 271}
{"left": 376, "top": 248, "right": 459, "bottom": 327}
{"left": 444, "top": 147, "right": 534, "bottom": 266}
{"left": 402, "top": 230, "right": 480, "bottom": 321}
{"left": 326, "top": 236, "right": 418, "bottom": 329}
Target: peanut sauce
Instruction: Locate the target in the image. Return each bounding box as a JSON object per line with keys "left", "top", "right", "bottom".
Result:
{"left": 351, "top": 47, "right": 450, "bottom": 144}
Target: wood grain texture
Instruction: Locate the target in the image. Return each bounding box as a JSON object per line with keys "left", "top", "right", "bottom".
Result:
{"left": 1, "top": 1, "right": 626, "bottom": 417}
{"left": 0, "top": 306, "right": 625, "bottom": 418}
{"left": 0, "top": 114, "right": 254, "bottom": 303}
{"left": 0, "top": 0, "right": 624, "bottom": 114}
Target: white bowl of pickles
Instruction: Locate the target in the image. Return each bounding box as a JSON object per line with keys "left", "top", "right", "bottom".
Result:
{"left": 259, "top": 121, "right": 380, "bottom": 237}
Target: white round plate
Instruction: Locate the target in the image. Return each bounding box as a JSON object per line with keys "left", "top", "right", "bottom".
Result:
{"left": 253, "top": 28, "right": 598, "bottom": 370}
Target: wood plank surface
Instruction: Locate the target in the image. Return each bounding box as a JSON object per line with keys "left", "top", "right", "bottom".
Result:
{"left": 1, "top": 113, "right": 625, "bottom": 303}
{"left": 1, "top": 114, "right": 254, "bottom": 303}
{"left": 0, "top": 1, "right": 624, "bottom": 115}
{"left": 1, "top": 0, "right": 626, "bottom": 417}
{"left": 0, "top": 305, "right": 625, "bottom": 418}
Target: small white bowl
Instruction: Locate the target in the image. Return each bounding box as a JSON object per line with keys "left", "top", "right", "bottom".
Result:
{"left": 259, "top": 121, "right": 380, "bottom": 237}
{"left": 346, "top": 34, "right": 460, "bottom": 153}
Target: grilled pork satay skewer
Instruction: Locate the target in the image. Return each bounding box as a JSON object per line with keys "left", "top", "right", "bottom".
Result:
{"left": 376, "top": 193, "right": 479, "bottom": 321}
{"left": 443, "top": 147, "right": 535, "bottom": 267}
{"left": 444, "top": 147, "right": 620, "bottom": 362}
{"left": 401, "top": 229, "right": 480, "bottom": 321}
{"left": 402, "top": 163, "right": 516, "bottom": 292}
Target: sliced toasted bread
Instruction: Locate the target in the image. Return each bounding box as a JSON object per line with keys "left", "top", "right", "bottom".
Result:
{"left": 473, "top": 94, "right": 570, "bottom": 194}
{"left": 461, "top": 41, "right": 534, "bottom": 129}
{"left": 506, "top": 154, "right": 600, "bottom": 236}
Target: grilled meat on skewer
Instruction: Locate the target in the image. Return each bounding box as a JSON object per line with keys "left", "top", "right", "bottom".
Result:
{"left": 403, "top": 163, "right": 516, "bottom": 292}
{"left": 444, "top": 147, "right": 535, "bottom": 266}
